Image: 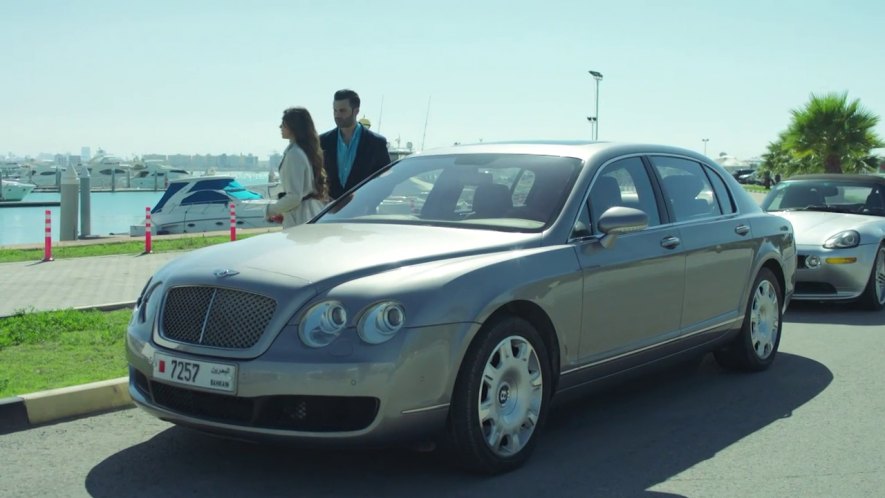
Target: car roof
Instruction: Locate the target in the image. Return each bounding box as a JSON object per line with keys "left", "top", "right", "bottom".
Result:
{"left": 783, "top": 174, "right": 885, "bottom": 185}
{"left": 414, "top": 141, "right": 717, "bottom": 164}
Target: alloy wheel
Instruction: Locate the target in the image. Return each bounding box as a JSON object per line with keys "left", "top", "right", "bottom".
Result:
{"left": 750, "top": 279, "right": 780, "bottom": 359}
{"left": 477, "top": 335, "right": 543, "bottom": 457}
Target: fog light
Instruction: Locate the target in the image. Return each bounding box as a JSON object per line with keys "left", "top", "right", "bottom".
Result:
{"left": 825, "top": 257, "right": 857, "bottom": 265}
{"left": 806, "top": 255, "right": 821, "bottom": 268}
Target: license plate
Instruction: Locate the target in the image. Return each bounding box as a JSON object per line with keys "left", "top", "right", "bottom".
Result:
{"left": 152, "top": 352, "right": 237, "bottom": 393}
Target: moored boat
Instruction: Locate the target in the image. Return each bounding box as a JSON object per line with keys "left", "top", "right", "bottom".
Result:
{"left": 129, "top": 159, "right": 191, "bottom": 189}
{"left": 0, "top": 178, "right": 36, "bottom": 201}
{"left": 130, "top": 175, "right": 278, "bottom": 236}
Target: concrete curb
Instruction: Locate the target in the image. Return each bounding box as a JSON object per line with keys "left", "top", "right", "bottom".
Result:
{"left": 0, "top": 377, "right": 132, "bottom": 434}
{"left": 73, "top": 301, "right": 137, "bottom": 313}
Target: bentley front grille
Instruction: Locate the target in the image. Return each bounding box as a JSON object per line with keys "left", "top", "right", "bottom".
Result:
{"left": 160, "top": 286, "right": 276, "bottom": 349}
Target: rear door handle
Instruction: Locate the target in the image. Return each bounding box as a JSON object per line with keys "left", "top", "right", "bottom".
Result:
{"left": 734, "top": 224, "right": 750, "bottom": 236}
{"left": 661, "top": 236, "right": 681, "bottom": 249}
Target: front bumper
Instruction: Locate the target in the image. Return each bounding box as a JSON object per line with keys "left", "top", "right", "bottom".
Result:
{"left": 792, "top": 244, "right": 875, "bottom": 301}
{"left": 127, "top": 321, "right": 475, "bottom": 445}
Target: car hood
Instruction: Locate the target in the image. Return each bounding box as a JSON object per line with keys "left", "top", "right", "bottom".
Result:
{"left": 775, "top": 211, "right": 879, "bottom": 245}
{"left": 162, "top": 223, "right": 541, "bottom": 288}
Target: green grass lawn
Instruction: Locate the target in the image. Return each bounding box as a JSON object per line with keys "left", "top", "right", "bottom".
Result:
{"left": 0, "top": 309, "right": 132, "bottom": 397}
{"left": 0, "top": 233, "right": 260, "bottom": 263}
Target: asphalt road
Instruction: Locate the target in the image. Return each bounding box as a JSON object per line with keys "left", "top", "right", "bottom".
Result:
{"left": 1, "top": 302, "right": 883, "bottom": 498}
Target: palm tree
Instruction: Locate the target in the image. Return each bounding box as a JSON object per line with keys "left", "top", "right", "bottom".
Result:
{"left": 760, "top": 135, "right": 816, "bottom": 178}
{"left": 781, "top": 92, "right": 883, "bottom": 174}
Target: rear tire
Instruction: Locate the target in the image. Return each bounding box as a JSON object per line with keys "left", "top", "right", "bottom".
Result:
{"left": 714, "top": 268, "right": 782, "bottom": 371}
{"left": 445, "top": 315, "right": 552, "bottom": 474}
{"left": 857, "top": 244, "right": 885, "bottom": 311}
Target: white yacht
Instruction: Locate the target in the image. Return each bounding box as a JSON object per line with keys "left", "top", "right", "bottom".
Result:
{"left": 0, "top": 178, "right": 36, "bottom": 201}
{"left": 129, "top": 159, "right": 191, "bottom": 189}
{"left": 132, "top": 175, "right": 275, "bottom": 235}
{"left": 21, "top": 160, "right": 65, "bottom": 187}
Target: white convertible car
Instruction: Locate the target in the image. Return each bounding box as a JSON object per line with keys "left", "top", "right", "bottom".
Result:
{"left": 762, "top": 174, "right": 885, "bottom": 310}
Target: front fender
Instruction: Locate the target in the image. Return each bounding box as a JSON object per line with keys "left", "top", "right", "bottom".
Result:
{"left": 321, "top": 245, "right": 583, "bottom": 364}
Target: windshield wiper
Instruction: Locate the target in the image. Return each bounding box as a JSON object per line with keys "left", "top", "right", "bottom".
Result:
{"left": 781, "top": 205, "right": 847, "bottom": 213}
{"left": 805, "top": 205, "right": 854, "bottom": 213}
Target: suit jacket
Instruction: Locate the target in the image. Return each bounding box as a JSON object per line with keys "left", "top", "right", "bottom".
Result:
{"left": 320, "top": 127, "right": 391, "bottom": 199}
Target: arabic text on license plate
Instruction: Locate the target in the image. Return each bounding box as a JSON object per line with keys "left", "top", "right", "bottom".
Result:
{"left": 153, "top": 353, "right": 236, "bottom": 393}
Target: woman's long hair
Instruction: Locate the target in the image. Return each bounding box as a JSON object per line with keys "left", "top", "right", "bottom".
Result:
{"left": 282, "top": 106, "right": 329, "bottom": 200}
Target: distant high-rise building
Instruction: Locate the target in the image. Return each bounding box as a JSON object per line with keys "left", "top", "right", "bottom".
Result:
{"left": 81, "top": 146, "right": 91, "bottom": 162}
{"left": 268, "top": 153, "right": 282, "bottom": 171}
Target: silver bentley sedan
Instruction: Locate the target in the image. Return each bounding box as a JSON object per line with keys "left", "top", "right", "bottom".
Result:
{"left": 127, "top": 142, "right": 796, "bottom": 474}
{"left": 761, "top": 174, "right": 885, "bottom": 309}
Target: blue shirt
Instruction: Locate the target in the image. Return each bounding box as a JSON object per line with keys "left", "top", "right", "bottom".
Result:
{"left": 337, "top": 124, "right": 363, "bottom": 187}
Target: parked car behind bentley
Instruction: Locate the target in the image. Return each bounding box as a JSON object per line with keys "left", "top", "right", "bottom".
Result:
{"left": 127, "top": 141, "right": 796, "bottom": 474}
{"left": 761, "top": 174, "right": 885, "bottom": 309}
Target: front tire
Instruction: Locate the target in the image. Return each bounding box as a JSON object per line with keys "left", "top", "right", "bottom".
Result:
{"left": 446, "top": 315, "right": 552, "bottom": 474}
{"left": 714, "top": 268, "right": 782, "bottom": 371}
{"left": 857, "top": 244, "right": 885, "bottom": 311}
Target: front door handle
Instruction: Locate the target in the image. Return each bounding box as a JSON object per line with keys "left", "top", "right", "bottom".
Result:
{"left": 661, "top": 236, "right": 681, "bottom": 249}
{"left": 734, "top": 224, "right": 750, "bottom": 236}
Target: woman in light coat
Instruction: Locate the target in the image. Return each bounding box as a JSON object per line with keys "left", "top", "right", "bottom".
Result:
{"left": 267, "top": 107, "right": 328, "bottom": 228}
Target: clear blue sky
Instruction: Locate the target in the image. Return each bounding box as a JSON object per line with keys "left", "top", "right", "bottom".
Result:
{"left": 2, "top": 0, "right": 883, "bottom": 161}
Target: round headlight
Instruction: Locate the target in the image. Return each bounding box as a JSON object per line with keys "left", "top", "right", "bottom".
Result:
{"left": 299, "top": 301, "right": 347, "bottom": 348}
{"left": 823, "top": 230, "right": 860, "bottom": 249}
{"left": 358, "top": 302, "right": 406, "bottom": 345}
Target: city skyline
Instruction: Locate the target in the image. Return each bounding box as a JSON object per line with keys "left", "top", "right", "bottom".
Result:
{"left": 2, "top": 1, "right": 885, "bottom": 161}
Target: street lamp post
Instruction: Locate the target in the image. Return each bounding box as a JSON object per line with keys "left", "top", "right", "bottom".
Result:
{"left": 586, "top": 116, "right": 597, "bottom": 141}
{"left": 702, "top": 138, "right": 710, "bottom": 155}
{"left": 588, "top": 70, "right": 603, "bottom": 140}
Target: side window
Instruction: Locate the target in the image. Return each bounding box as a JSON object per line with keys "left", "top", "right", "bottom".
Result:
{"left": 574, "top": 199, "right": 592, "bottom": 238}
{"left": 588, "top": 157, "right": 661, "bottom": 231}
{"left": 649, "top": 156, "right": 719, "bottom": 222}
{"left": 704, "top": 167, "right": 734, "bottom": 214}
{"left": 181, "top": 191, "right": 229, "bottom": 206}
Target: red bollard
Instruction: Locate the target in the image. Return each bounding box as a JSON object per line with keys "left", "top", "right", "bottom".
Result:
{"left": 144, "top": 207, "right": 153, "bottom": 254}
{"left": 229, "top": 203, "right": 237, "bottom": 241}
{"left": 42, "top": 210, "right": 54, "bottom": 262}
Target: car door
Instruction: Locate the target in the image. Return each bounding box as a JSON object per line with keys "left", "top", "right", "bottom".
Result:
{"left": 649, "top": 156, "right": 755, "bottom": 329}
{"left": 575, "top": 156, "right": 686, "bottom": 362}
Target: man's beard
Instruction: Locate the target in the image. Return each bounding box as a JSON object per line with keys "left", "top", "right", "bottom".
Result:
{"left": 336, "top": 113, "right": 356, "bottom": 128}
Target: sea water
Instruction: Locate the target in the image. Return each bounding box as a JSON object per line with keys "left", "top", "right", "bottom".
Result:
{"left": 0, "top": 171, "right": 275, "bottom": 247}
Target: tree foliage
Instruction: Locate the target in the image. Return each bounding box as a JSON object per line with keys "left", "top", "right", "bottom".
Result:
{"left": 761, "top": 92, "right": 883, "bottom": 175}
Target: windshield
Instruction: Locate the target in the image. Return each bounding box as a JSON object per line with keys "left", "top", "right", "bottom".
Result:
{"left": 762, "top": 180, "right": 885, "bottom": 216}
{"left": 317, "top": 153, "right": 582, "bottom": 231}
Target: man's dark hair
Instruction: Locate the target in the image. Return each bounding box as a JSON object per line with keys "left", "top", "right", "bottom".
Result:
{"left": 334, "top": 89, "right": 360, "bottom": 109}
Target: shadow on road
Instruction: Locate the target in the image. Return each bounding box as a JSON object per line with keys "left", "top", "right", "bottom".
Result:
{"left": 85, "top": 353, "right": 831, "bottom": 497}
{"left": 785, "top": 301, "right": 885, "bottom": 326}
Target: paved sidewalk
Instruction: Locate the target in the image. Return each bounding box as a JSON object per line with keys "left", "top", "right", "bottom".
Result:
{"left": 0, "top": 252, "right": 183, "bottom": 317}
{"left": 0, "top": 226, "right": 281, "bottom": 317}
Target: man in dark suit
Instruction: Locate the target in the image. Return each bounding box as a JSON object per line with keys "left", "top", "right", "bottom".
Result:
{"left": 320, "top": 89, "right": 391, "bottom": 199}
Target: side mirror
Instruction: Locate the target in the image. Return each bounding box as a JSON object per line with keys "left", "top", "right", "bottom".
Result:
{"left": 598, "top": 206, "right": 648, "bottom": 248}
